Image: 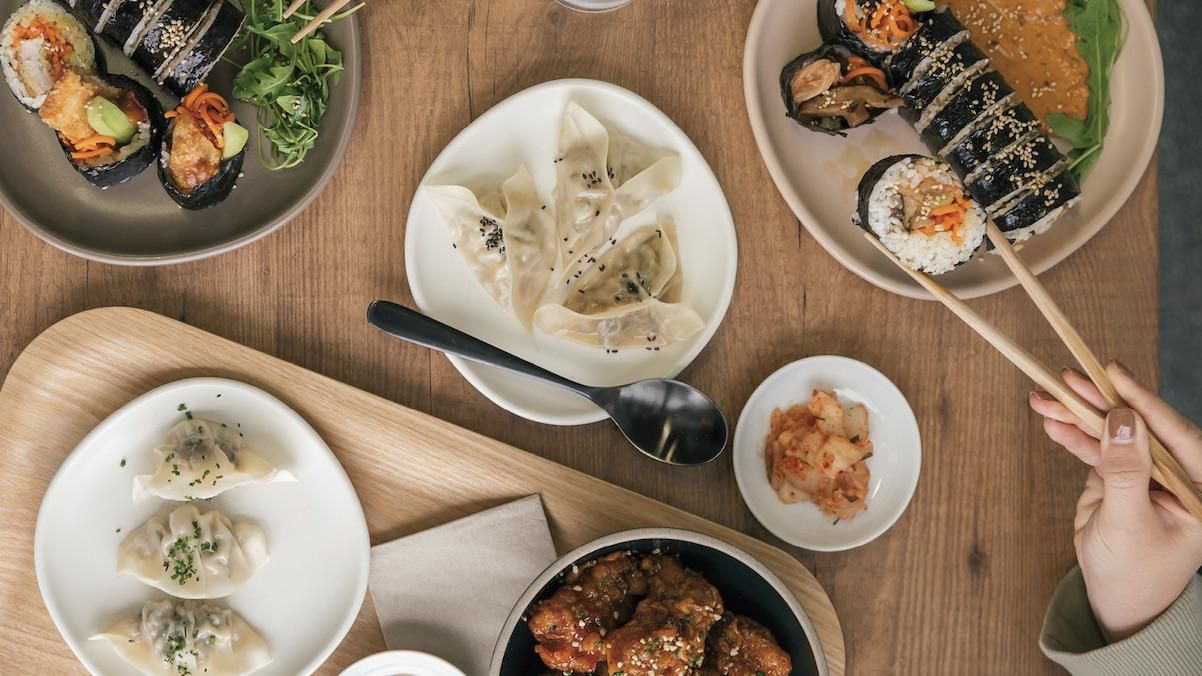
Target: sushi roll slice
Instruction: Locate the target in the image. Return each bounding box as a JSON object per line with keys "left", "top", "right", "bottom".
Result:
{"left": 818, "top": 0, "right": 933, "bottom": 64}
{"left": 37, "top": 67, "right": 160, "bottom": 187}
{"left": 943, "top": 102, "right": 1041, "bottom": 176}
{"left": 157, "top": 83, "right": 248, "bottom": 209}
{"left": 898, "top": 39, "right": 989, "bottom": 113}
{"left": 129, "top": 0, "right": 212, "bottom": 75}
{"left": 855, "top": 154, "right": 986, "bottom": 274}
{"left": 884, "top": 8, "right": 967, "bottom": 87}
{"left": 992, "top": 170, "right": 1081, "bottom": 245}
{"left": 154, "top": 0, "right": 242, "bottom": 97}
{"left": 1, "top": 0, "right": 97, "bottom": 110}
{"left": 965, "top": 134, "right": 1064, "bottom": 210}
{"left": 780, "top": 43, "right": 902, "bottom": 136}
{"left": 909, "top": 70, "right": 1015, "bottom": 153}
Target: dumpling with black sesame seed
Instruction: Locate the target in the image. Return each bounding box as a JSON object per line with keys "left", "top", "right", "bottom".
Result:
{"left": 133, "top": 417, "right": 290, "bottom": 502}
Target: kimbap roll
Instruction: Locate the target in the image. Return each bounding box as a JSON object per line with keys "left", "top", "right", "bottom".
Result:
{"left": 154, "top": 0, "right": 242, "bottom": 97}
{"left": 942, "top": 102, "right": 1040, "bottom": 177}
{"left": 158, "top": 83, "right": 248, "bottom": 209}
{"left": 855, "top": 154, "right": 986, "bottom": 274}
{"left": 37, "top": 67, "right": 160, "bottom": 187}
{"left": 965, "top": 133, "right": 1064, "bottom": 210}
{"left": 780, "top": 43, "right": 902, "bottom": 135}
{"left": 909, "top": 70, "right": 1015, "bottom": 153}
{"left": 897, "top": 39, "right": 989, "bottom": 114}
{"left": 992, "top": 170, "right": 1081, "bottom": 245}
{"left": 1, "top": 0, "right": 97, "bottom": 110}
{"left": 884, "top": 8, "right": 968, "bottom": 87}
{"left": 129, "top": 0, "right": 212, "bottom": 76}
{"left": 818, "top": 0, "right": 934, "bottom": 63}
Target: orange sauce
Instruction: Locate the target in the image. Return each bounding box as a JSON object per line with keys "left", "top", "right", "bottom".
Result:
{"left": 939, "top": 0, "right": 1090, "bottom": 122}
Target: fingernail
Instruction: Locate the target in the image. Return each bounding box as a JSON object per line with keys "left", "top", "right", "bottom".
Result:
{"left": 1107, "top": 408, "right": 1136, "bottom": 445}
{"left": 1030, "top": 391, "right": 1047, "bottom": 401}
{"left": 1110, "top": 360, "right": 1132, "bottom": 376}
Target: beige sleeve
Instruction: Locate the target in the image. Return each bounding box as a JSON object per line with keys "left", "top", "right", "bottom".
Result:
{"left": 1040, "top": 568, "right": 1202, "bottom": 675}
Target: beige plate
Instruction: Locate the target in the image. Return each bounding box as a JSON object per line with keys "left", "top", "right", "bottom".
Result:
{"left": 0, "top": 1, "right": 360, "bottom": 265}
{"left": 743, "top": 0, "right": 1163, "bottom": 299}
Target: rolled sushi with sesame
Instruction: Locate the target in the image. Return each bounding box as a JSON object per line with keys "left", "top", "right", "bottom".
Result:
{"left": 780, "top": 42, "right": 902, "bottom": 135}
{"left": 818, "top": 0, "right": 935, "bottom": 64}
{"left": 1, "top": 0, "right": 98, "bottom": 110}
{"left": 157, "top": 83, "right": 247, "bottom": 209}
{"left": 855, "top": 154, "right": 986, "bottom": 274}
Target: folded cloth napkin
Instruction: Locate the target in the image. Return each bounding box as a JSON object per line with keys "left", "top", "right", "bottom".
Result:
{"left": 368, "top": 494, "right": 557, "bottom": 675}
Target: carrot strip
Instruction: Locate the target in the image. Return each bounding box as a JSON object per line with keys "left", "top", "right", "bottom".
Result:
{"left": 71, "top": 146, "right": 113, "bottom": 159}
{"left": 842, "top": 66, "right": 889, "bottom": 90}
{"left": 183, "top": 83, "right": 208, "bottom": 109}
{"left": 930, "top": 204, "right": 964, "bottom": 217}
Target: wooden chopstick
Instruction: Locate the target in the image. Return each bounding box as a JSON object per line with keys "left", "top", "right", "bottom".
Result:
{"left": 282, "top": 0, "right": 307, "bottom": 19}
{"left": 864, "top": 232, "right": 1202, "bottom": 522}
{"left": 289, "top": 0, "right": 355, "bottom": 43}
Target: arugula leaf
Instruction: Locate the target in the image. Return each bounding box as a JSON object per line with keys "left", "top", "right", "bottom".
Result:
{"left": 1048, "top": 0, "right": 1123, "bottom": 183}
{"left": 231, "top": 0, "right": 362, "bottom": 170}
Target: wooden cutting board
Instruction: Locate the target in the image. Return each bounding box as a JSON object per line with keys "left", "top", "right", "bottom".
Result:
{"left": 0, "top": 307, "right": 844, "bottom": 675}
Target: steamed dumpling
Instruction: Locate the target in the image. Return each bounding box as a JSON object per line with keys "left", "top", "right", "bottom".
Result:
{"left": 426, "top": 165, "right": 557, "bottom": 330}
{"left": 93, "top": 598, "right": 271, "bottom": 676}
{"left": 534, "top": 298, "right": 704, "bottom": 351}
{"left": 554, "top": 103, "right": 681, "bottom": 292}
{"left": 134, "top": 418, "right": 289, "bottom": 502}
{"left": 118, "top": 504, "right": 268, "bottom": 599}
{"left": 564, "top": 219, "right": 679, "bottom": 315}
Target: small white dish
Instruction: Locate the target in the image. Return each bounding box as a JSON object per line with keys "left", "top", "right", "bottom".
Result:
{"left": 34, "top": 377, "right": 370, "bottom": 676}
{"left": 732, "top": 356, "right": 921, "bottom": 551}
{"left": 743, "top": 0, "right": 1163, "bottom": 299}
{"left": 341, "top": 650, "right": 467, "bottom": 676}
{"left": 405, "top": 78, "right": 738, "bottom": 425}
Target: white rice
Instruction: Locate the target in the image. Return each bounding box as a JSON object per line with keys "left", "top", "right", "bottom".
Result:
{"left": 864, "top": 157, "right": 986, "bottom": 275}
{"left": 1, "top": 0, "right": 95, "bottom": 109}
{"left": 76, "top": 120, "right": 152, "bottom": 170}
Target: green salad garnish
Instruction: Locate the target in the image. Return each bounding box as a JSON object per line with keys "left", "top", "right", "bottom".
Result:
{"left": 231, "top": 0, "right": 362, "bottom": 170}
{"left": 1047, "top": 0, "right": 1123, "bottom": 183}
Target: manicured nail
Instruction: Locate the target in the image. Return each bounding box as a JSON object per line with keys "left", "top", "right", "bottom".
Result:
{"left": 1030, "top": 391, "right": 1047, "bottom": 401}
{"left": 1107, "top": 408, "right": 1136, "bottom": 445}
{"left": 1110, "top": 360, "right": 1132, "bottom": 376}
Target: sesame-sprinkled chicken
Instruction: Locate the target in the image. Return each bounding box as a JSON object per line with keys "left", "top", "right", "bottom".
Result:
{"left": 706, "top": 614, "right": 793, "bottom": 676}
{"left": 528, "top": 551, "right": 648, "bottom": 673}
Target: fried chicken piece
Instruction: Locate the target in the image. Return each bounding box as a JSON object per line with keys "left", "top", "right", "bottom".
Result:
{"left": 528, "top": 551, "right": 648, "bottom": 673}
{"left": 640, "top": 555, "right": 724, "bottom": 633}
{"left": 706, "top": 613, "right": 792, "bottom": 676}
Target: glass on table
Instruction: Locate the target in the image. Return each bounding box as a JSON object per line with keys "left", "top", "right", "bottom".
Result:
{"left": 554, "top": 0, "right": 634, "bottom": 12}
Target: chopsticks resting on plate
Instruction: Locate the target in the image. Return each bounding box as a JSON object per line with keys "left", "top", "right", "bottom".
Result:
{"left": 864, "top": 232, "right": 1202, "bottom": 523}
{"left": 288, "top": 0, "right": 356, "bottom": 43}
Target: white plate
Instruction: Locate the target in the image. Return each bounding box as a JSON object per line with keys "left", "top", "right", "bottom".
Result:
{"left": 341, "top": 651, "right": 466, "bottom": 676}
{"left": 405, "top": 79, "right": 738, "bottom": 425}
{"left": 732, "top": 356, "right": 921, "bottom": 551}
{"left": 34, "top": 378, "right": 370, "bottom": 675}
{"left": 743, "top": 0, "right": 1163, "bottom": 299}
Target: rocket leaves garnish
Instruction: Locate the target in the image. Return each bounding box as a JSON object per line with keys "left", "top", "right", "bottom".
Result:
{"left": 230, "top": 0, "right": 362, "bottom": 170}
{"left": 1047, "top": 0, "right": 1123, "bottom": 183}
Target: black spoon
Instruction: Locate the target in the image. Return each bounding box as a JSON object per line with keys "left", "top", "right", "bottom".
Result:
{"left": 367, "top": 300, "right": 727, "bottom": 466}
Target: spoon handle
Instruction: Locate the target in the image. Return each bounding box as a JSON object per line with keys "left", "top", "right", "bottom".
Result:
{"left": 366, "top": 300, "right": 597, "bottom": 400}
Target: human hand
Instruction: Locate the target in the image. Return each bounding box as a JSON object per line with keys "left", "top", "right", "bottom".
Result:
{"left": 1029, "top": 361, "right": 1202, "bottom": 641}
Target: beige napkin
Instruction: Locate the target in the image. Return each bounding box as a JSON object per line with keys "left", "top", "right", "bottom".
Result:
{"left": 368, "top": 494, "right": 557, "bottom": 675}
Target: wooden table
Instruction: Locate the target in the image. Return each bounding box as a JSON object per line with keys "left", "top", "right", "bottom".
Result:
{"left": 0, "top": 1, "right": 1158, "bottom": 673}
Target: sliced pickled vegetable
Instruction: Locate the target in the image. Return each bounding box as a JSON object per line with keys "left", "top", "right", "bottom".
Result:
{"left": 85, "top": 96, "right": 136, "bottom": 144}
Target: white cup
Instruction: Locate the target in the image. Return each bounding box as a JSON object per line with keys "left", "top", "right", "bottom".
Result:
{"left": 554, "top": 0, "right": 634, "bottom": 11}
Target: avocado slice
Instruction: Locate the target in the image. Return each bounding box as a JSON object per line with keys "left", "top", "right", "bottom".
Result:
{"left": 222, "top": 121, "right": 249, "bottom": 160}
{"left": 901, "top": 0, "right": 936, "bottom": 12}
{"left": 85, "top": 96, "right": 137, "bottom": 145}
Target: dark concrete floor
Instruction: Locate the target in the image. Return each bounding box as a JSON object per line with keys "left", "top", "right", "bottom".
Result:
{"left": 1158, "top": 1, "right": 1201, "bottom": 421}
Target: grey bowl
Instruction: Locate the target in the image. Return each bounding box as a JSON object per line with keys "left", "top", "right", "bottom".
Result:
{"left": 489, "top": 527, "right": 828, "bottom": 676}
{"left": 0, "top": 1, "right": 361, "bottom": 265}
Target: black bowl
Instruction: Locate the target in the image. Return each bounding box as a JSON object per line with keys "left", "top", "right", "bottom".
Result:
{"left": 489, "top": 528, "right": 827, "bottom": 675}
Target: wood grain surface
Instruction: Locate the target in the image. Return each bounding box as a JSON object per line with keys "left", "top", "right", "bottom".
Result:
{"left": 0, "top": 1, "right": 1159, "bottom": 674}
{"left": 0, "top": 308, "right": 843, "bottom": 675}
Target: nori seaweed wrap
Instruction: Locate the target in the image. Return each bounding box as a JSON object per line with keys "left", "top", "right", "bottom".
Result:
{"left": 818, "top": 0, "right": 932, "bottom": 64}
{"left": 97, "top": 0, "right": 157, "bottom": 47}
{"left": 157, "top": 0, "right": 242, "bottom": 97}
{"left": 157, "top": 84, "right": 244, "bottom": 209}
{"left": 130, "top": 0, "right": 212, "bottom": 75}
{"left": 2, "top": 0, "right": 100, "bottom": 110}
{"left": 909, "top": 70, "right": 1015, "bottom": 153}
{"left": 899, "top": 39, "right": 989, "bottom": 112}
{"left": 780, "top": 42, "right": 902, "bottom": 136}
{"left": 884, "top": 8, "right": 967, "bottom": 86}
{"left": 944, "top": 102, "right": 1041, "bottom": 177}
{"left": 40, "top": 70, "right": 161, "bottom": 187}
{"left": 965, "top": 134, "right": 1064, "bottom": 209}
{"left": 993, "top": 170, "right": 1082, "bottom": 244}
{"left": 73, "top": 0, "right": 112, "bottom": 30}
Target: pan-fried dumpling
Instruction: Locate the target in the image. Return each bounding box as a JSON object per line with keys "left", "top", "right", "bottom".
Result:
{"left": 92, "top": 598, "right": 271, "bottom": 676}
{"left": 564, "top": 221, "right": 678, "bottom": 315}
{"left": 554, "top": 103, "right": 681, "bottom": 292}
{"left": 534, "top": 298, "right": 703, "bottom": 351}
{"left": 118, "top": 504, "right": 268, "bottom": 599}
{"left": 426, "top": 165, "right": 557, "bottom": 330}
{"left": 134, "top": 418, "right": 291, "bottom": 503}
